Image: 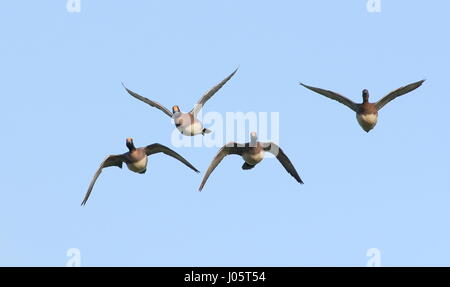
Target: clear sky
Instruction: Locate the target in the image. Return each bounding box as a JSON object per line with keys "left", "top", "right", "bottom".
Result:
{"left": 1, "top": 1, "right": 449, "bottom": 267}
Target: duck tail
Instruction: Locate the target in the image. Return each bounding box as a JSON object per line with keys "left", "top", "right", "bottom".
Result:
{"left": 242, "top": 162, "right": 255, "bottom": 170}
{"left": 202, "top": 128, "right": 212, "bottom": 135}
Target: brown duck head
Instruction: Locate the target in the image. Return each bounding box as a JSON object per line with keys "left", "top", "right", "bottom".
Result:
{"left": 126, "top": 138, "right": 136, "bottom": 151}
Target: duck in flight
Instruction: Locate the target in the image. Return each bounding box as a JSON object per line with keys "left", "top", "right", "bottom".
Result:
{"left": 198, "top": 132, "right": 303, "bottom": 191}
{"left": 122, "top": 68, "right": 238, "bottom": 136}
{"left": 300, "top": 80, "right": 425, "bottom": 132}
{"left": 82, "top": 138, "right": 199, "bottom": 205}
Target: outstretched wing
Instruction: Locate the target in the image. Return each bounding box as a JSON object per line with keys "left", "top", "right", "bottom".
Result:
{"left": 263, "top": 142, "right": 303, "bottom": 184}
{"left": 144, "top": 143, "right": 199, "bottom": 173}
{"left": 375, "top": 80, "right": 425, "bottom": 111}
{"left": 81, "top": 154, "right": 124, "bottom": 206}
{"left": 198, "top": 142, "right": 244, "bottom": 191}
{"left": 122, "top": 83, "right": 173, "bottom": 117}
{"left": 190, "top": 68, "right": 238, "bottom": 116}
{"left": 300, "top": 83, "right": 359, "bottom": 112}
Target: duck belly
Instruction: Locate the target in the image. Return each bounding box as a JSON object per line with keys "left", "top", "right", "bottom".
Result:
{"left": 242, "top": 150, "right": 265, "bottom": 165}
{"left": 127, "top": 156, "right": 148, "bottom": 173}
{"left": 177, "top": 121, "right": 204, "bottom": 136}
{"left": 356, "top": 113, "right": 378, "bottom": 132}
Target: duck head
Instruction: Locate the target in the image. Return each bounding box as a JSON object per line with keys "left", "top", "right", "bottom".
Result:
{"left": 172, "top": 105, "right": 181, "bottom": 114}
{"left": 362, "top": 89, "right": 369, "bottom": 103}
{"left": 126, "top": 138, "right": 136, "bottom": 151}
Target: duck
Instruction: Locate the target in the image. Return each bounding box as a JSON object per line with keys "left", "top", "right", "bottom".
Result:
{"left": 299, "top": 80, "right": 425, "bottom": 132}
{"left": 198, "top": 132, "right": 303, "bottom": 191}
{"left": 122, "top": 68, "right": 238, "bottom": 136}
{"left": 82, "top": 138, "right": 199, "bottom": 205}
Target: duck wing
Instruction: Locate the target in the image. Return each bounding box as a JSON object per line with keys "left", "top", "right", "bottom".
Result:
{"left": 263, "top": 142, "right": 303, "bottom": 184}
{"left": 144, "top": 143, "right": 199, "bottom": 173}
{"left": 82, "top": 154, "right": 125, "bottom": 206}
{"left": 300, "top": 83, "right": 359, "bottom": 112}
{"left": 122, "top": 83, "right": 173, "bottom": 118}
{"left": 375, "top": 80, "right": 425, "bottom": 111}
{"left": 198, "top": 142, "right": 244, "bottom": 191}
{"left": 190, "top": 68, "right": 238, "bottom": 116}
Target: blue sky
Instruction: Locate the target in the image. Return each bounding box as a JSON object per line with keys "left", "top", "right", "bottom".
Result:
{"left": 1, "top": 1, "right": 449, "bottom": 266}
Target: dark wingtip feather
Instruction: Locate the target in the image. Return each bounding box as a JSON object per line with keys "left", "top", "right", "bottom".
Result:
{"left": 121, "top": 82, "right": 132, "bottom": 93}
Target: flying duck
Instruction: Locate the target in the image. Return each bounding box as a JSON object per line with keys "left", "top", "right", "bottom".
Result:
{"left": 122, "top": 68, "right": 238, "bottom": 136}
{"left": 198, "top": 132, "right": 303, "bottom": 191}
{"left": 300, "top": 80, "right": 425, "bottom": 132}
{"left": 82, "top": 138, "right": 199, "bottom": 205}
